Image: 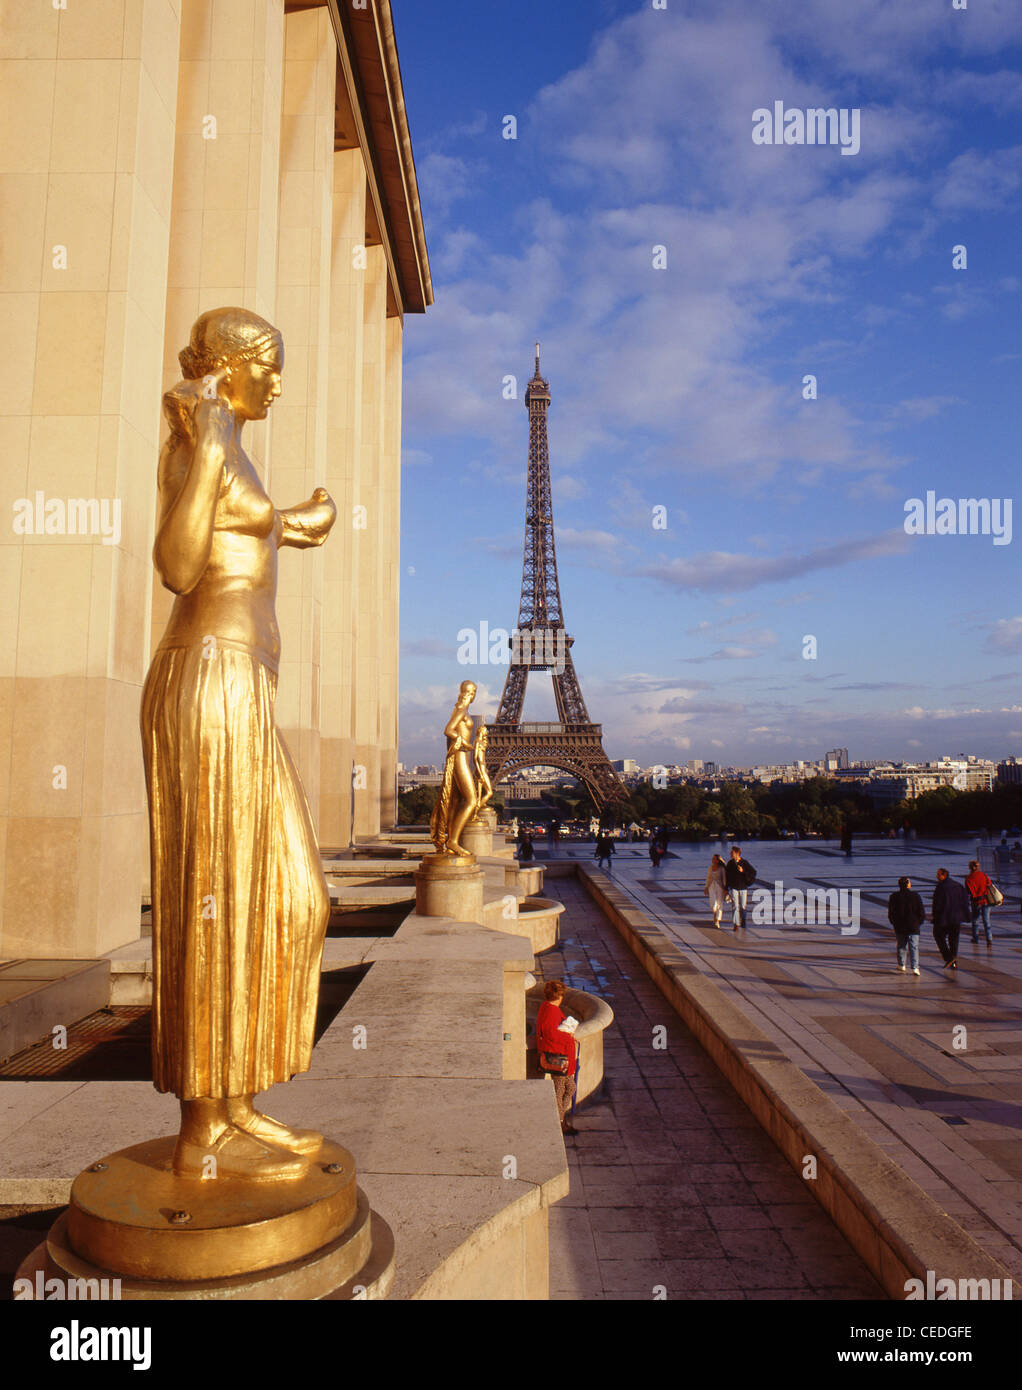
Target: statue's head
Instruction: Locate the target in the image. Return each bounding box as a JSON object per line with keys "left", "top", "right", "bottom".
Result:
{"left": 458, "top": 680, "right": 477, "bottom": 704}
{"left": 179, "top": 307, "right": 283, "bottom": 421}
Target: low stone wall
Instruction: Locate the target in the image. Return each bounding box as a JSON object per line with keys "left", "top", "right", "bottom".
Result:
{"left": 579, "top": 865, "right": 1013, "bottom": 1301}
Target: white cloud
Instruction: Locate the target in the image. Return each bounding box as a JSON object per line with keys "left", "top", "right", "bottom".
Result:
{"left": 403, "top": 4, "right": 956, "bottom": 492}
{"left": 557, "top": 527, "right": 622, "bottom": 554}
{"left": 935, "top": 147, "right": 1022, "bottom": 212}
{"left": 554, "top": 475, "right": 587, "bottom": 501}
{"left": 417, "top": 153, "right": 477, "bottom": 217}
{"left": 987, "top": 617, "right": 1022, "bottom": 654}
{"left": 640, "top": 531, "right": 909, "bottom": 595}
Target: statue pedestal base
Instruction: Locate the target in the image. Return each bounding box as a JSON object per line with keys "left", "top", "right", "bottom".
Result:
{"left": 415, "top": 854, "right": 484, "bottom": 923}
{"left": 16, "top": 1136, "right": 394, "bottom": 1301}
{"left": 461, "top": 807, "right": 497, "bottom": 858}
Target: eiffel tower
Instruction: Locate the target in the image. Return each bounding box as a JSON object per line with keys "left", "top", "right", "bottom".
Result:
{"left": 484, "top": 347, "right": 626, "bottom": 811}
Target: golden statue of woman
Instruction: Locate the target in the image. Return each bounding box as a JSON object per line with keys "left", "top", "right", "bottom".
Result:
{"left": 141, "top": 307, "right": 336, "bottom": 1182}
{"left": 429, "top": 681, "right": 479, "bottom": 858}
{"left": 474, "top": 721, "right": 494, "bottom": 813}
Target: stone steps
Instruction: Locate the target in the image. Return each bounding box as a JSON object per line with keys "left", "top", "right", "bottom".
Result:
{"left": 0, "top": 959, "right": 110, "bottom": 1063}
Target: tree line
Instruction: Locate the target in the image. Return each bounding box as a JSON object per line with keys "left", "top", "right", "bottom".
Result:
{"left": 399, "top": 777, "right": 1022, "bottom": 839}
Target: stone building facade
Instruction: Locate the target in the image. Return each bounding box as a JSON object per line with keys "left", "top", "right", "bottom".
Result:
{"left": 0, "top": 0, "right": 432, "bottom": 958}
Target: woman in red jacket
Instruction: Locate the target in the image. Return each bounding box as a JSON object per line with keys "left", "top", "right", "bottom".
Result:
{"left": 536, "top": 980, "right": 579, "bottom": 1136}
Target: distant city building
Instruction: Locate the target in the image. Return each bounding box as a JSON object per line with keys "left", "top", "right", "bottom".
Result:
{"left": 861, "top": 756, "right": 994, "bottom": 804}
{"left": 964, "top": 759, "right": 996, "bottom": 793}
{"left": 997, "top": 757, "right": 1022, "bottom": 787}
{"left": 824, "top": 748, "right": 850, "bottom": 771}
{"left": 611, "top": 759, "right": 639, "bottom": 774}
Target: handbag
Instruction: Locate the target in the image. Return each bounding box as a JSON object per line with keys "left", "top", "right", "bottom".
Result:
{"left": 987, "top": 882, "right": 1004, "bottom": 906}
{"left": 540, "top": 1051, "right": 569, "bottom": 1074}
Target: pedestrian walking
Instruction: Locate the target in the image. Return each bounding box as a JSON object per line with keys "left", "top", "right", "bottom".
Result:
{"left": 965, "top": 860, "right": 994, "bottom": 946}
{"left": 594, "top": 832, "right": 614, "bottom": 871}
{"left": 649, "top": 828, "right": 667, "bottom": 868}
{"left": 725, "top": 846, "right": 757, "bottom": 930}
{"left": 704, "top": 852, "right": 727, "bottom": 927}
{"left": 931, "top": 868, "right": 970, "bottom": 971}
{"left": 888, "top": 876, "right": 924, "bottom": 974}
{"left": 536, "top": 980, "right": 579, "bottom": 1136}
{"left": 516, "top": 827, "right": 534, "bottom": 863}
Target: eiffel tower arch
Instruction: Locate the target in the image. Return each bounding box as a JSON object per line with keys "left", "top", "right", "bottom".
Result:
{"left": 485, "top": 348, "right": 627, "bottom": 812}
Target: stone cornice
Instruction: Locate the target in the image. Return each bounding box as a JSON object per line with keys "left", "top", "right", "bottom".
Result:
{"left": 289, "top": 0, "right": 433, "bottom": 316}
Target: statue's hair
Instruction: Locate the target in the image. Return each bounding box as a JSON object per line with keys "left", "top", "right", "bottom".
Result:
{"left": 178, "top": 307, "right": 280, "bottom": 379}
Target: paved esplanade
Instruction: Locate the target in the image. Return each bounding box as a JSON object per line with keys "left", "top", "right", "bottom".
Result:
{"left": 539, "top": 878, "right": 883, "bottom": 1299}
{"left": 551, "top": 836, "right": 1022, "bottom": 1284}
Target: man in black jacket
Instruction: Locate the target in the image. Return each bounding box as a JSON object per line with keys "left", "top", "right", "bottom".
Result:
{"left": 932, "top": 868, "right": 969, "bottom": 971}
{"left": 887, "top": 875, "right": 924, "bottom": 974}
{"left": 725, "top": 846, "right": 756, "bottom": 930}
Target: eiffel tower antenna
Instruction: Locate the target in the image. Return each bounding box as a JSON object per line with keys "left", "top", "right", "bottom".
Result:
{"left": 485, "top": 350, "right": 626, "bottom": 810}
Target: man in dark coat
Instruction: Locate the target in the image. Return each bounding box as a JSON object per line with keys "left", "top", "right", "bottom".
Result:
{"left": 595, "top": 832, "right": 614, "bottom": 871}
{"left": 888, "top": 875, "right": 924, "bottom": 974}
{"left": 725, "top": 846, "right": 757, "bottom": 930}
{"left": 932, "top": 868, "right": 969, "bottom": 970}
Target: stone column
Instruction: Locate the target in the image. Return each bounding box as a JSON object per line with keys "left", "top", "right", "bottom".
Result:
{"left": 0, "top": 0, "right": 182, "bottom": 957}
{"left": 320, "top": 149, "right": 368, "bottom": 849}
{"left": 270, "top": 7, "right": 335, "bottom": 821}
{"left": 151, "top": 0, "right": 286, "bottom": 656}
{"left": 351, "top": 244, "right": 388, "bottom": 839}
{"left": 378, "top": 315, "right": 403, "bottom": 830}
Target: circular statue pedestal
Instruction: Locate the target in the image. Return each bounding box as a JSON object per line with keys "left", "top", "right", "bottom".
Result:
{"left": 415, "top": 853, "right": 484, "bottom": 923}
{"left": 16, "top": 1136, "right": 394, "bottom": 1301}
{"left": 461, "top": 806, "right": 497, "bottom": 858}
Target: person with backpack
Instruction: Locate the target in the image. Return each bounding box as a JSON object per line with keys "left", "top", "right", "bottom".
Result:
{"left": 725, "top": 846, "right": 756, "bottom": 930}
{"left": 965, "top": 860, "right": 995, "bottom": 946}
{"left": 888, "top": 875, "right": 924, "bottom": 974}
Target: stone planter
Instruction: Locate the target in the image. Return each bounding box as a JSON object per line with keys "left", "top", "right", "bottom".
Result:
{"left": 504, "top": 863, "right": 544, "bottom": 895}
{"left": 511, "top": 896, "right": 564, "bottom": 953}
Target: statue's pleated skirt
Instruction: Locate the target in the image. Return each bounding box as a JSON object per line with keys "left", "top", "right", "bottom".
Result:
{"left": 141, "top": 643, "right": 329, "bottom": 1099}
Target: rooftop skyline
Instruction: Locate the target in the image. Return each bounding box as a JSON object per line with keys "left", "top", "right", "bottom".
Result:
{"left": 394, "top": 0, "right": 1022, "bottom": 769}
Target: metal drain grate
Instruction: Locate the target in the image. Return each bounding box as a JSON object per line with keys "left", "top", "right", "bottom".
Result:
{"left": 0, "top": 966, "right": 372, "bottom": 1081}
{"left": 0, "top": 1006, "right": 151, "bottom": 1081}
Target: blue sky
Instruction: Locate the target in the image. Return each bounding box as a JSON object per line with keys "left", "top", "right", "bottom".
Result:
{"left": 391, "top": 0, "right": 1022, "bottom": 769}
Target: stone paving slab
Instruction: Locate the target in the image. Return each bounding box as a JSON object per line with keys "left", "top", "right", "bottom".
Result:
{"left": 539, "top": 880, "right": 885, "bottom": 1300}
{"left": 560, "top": 837, "right": 1022, "bottom": 1283}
